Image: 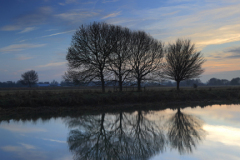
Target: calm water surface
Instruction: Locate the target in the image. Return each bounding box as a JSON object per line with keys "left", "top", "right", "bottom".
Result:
{"left": 1, "top": 104, "right": 240, "bottom": 160}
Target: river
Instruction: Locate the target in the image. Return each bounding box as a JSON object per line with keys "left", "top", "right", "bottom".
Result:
{"left": 0, "top": 104, "right": 240, "bottom": 160}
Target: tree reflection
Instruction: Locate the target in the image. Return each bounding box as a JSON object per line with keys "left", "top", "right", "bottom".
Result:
{"left": 128, "top": 111, "right": 165, "bottom": 159}
{"left": 65, "top": 107, "right": 205, "bottom": 159}
{"left": 66, "top": 113, "right": 115, "bottom": 160}
{"left": 66, "top": 111, "right": 166, "bottom": 160}
{"left": 166, "top": 107, "right": 205, "bottom": 154}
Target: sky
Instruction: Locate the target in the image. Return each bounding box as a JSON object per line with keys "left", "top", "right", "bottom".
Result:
{"left": 1, "top": 0, "right": 240, "bottom": 82}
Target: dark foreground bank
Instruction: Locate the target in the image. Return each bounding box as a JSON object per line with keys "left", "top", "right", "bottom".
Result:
{"left": 0, "top": 88, "right": 240, "bottom": 109}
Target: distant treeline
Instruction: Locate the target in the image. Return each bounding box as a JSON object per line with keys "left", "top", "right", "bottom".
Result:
{"left": 1, "top": 77, "right": 240, "bottom": 88}
{"left": 165, "top": 77, "right": 240, "bottom": 86}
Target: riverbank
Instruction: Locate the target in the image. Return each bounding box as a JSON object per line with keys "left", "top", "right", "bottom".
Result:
{"left": 0, "top": 88, "right": 240, "bottom": 109}
{"left": 0, "top": 100, "right": 239, "bottom": 121}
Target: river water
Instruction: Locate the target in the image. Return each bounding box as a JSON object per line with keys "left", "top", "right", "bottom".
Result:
{"left": 0, "top": 104, "right": 240, "bottom": 160}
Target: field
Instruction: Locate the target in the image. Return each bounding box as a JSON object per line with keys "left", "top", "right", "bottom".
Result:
{"left": 0, "top": 85, "right": 240, "bottom": 109}
{"left": 1, "top": 85, "right": 240, "bottom": 95}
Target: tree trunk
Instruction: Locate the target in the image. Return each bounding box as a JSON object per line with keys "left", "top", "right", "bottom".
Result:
{"left": 119, "top": 75, "right": 122, "bottom": 92}
{"left": 100, "top": 73, "right": 105, "bottom": 93}
{"left": 101, "top": 113, "right": 105, "bottom": 130}
{"left": 137, "top": 78, "right": 141, "bottom": 92}
{"left": 177, "top": 81, "right": 180, "bottom": 90}
{"left": 177, "top": 107, "right": 180, "bottom": 114}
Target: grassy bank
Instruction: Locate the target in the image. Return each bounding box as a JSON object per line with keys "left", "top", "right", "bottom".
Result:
{"left": 0, "top": 87, "right": 240, "bottom": 109}
{"left": 0, "top": 101, "right": 238, "bottom": 122}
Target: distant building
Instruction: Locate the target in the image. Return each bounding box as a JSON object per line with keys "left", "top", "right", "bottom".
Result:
{"left": 37, "top": 83, "right": 51, "bottom": 87}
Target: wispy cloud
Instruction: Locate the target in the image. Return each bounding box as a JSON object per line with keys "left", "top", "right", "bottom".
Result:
{"left": 41, "top": 30, "right": 75, "bottom": 38}
{"left": 211, "top": 46, "right": 240, "bottom": 59}
{"left": 142, "top": 3, "right": 240, "bottom": 49}
{"left": 0, "top": 44, "right": 46, "bottom": 53}
{"left": 45, "top": 29, "right": 58, "bottom": 31}
{"left": 19, "top": 143, "right": 36, "bottom": 149}
{"left": 102, "top": 0, "right": 118, "bottom": 3}
{"left": 227, "top": 47, "right": 240, "bottom": 54}
{"left": 15, "top": 55, "right": 33, "bottom": 61}
{"left": 65, "top": 0, "right": 78, "bottom": 4}
{"left": 1, "top": 6, "right": 53, "bottom": 31}
{"left": 102, "top": 11, "right": 121, "bottom": 19}
{"left": 55, "top": 10, "right": 99, "bottom": 23}
{"left": 1, "top": 25, "right": 21, "bottom": 31}
{"left": 18, "top": 27, "right": 36, "bottom": 33}
{"left": 106, "top": 1, "right": 240, "bottom": 50}
{"left": 37, "top": 62, "right": 67, "bottom": 68}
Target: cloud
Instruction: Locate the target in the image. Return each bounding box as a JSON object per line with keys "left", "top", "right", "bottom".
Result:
{"left": 37, "top": 62, "right": 67, "bottom": 68}
{"left": 17, "top": 55, "right": 33, "bottom": 60}
{"left": 18, "top": 27, "right": 36, "bottom": 33}
{"left": 102, "top": 0, "right": 118, "bottom": 3}
{"left": 102, "top": 11, "right": 121, "bottom": 19}
{"left": 206, "top": 46, "right": 240, "bottom": 60}
{"left": 41, "top": 30, "right": 75, "bottom": 38}
{"left": 45, "top": 29, "right": 58, "bottom": 32}
{"left": 65, "top": 0, "right": 77, "bottom": 4}
{"left": 15, "top": 55, "right": 33, "bottom": 61}
{"left": 19, "top": 143, "right": 36, "bottom": 149}
{"left": 1, "top": 6, "right": 53, "bottom": 31}
{"left": 227, "top": 47, "right": 240, "bottom": 53}
{"left": 55, "top": 10, "right": 99, "bottom": 23}
{"left": 0, "top": 44, "right": 46, "bottom": 53}
{"left": 214, "top": 46, "right": 240, "bottom": 59}
{"left": 106, "top": 1, "right": 240, "bottom": 50}
{"left": 58, "top": 0, "right": 77, "bottom": 5}
{"left": 58, "top": 3, "right": 66, "bottom": 6}
{"left": 1, "top": 25, "right": 21, "bottom": 31}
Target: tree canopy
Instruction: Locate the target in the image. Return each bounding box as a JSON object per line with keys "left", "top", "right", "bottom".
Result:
{"left": 20, "top": 70, "right": 38, "bottom": 87}
{"left": 163, "top": 39, "right": 206, "bottom": 90}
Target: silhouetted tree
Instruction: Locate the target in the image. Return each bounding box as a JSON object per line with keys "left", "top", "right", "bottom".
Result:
{"left": 20, "top": 70, "right": 38, "bottom": 87}
{"left": 107, "top": 26, "right": 132, "bottom": 92}
{"left": 230, "top": 77, "right": 240, "bottom": 85}
{"left": 166, "top": 107, "right": 205, "bottom": 154}
{"left": 207, "top": 78, "right": 230, "bottom": 86}
{"left": 128, "top": 31, "right": 164, "bottom": 91}
{"left": 50, "top": 80, "right": 59, "bottom": 86}
{"left": 163, "top": 39, "right": 205, "bottom": 90}
{"left": 65, "top": 22, "right": 117, "bottom": 92}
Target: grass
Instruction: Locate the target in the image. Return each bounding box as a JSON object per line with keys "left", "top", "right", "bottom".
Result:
{"left": 0, "top": 86, "right": 240, "bottom": 109}
{"left": 0, "top": 101, "right": 238, "bottom": 123}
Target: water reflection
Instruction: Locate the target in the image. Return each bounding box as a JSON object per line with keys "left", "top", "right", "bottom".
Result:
{"left": 166, "top": 107, "right": 205, "bottom": 154}
{"left": 65, "top": 108, "right": 205, "bottom": 160}
{"left": 66, "top": 111, "right": 165, "bottom": 160}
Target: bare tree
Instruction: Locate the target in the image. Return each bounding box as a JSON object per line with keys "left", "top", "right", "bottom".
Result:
{"left": 163, "top": 39, "right": 206, "bottom": 90}
{"left": 128, "top": 31, "right": 164, "bottom": 91}
{"left": 20, "top": 70, "right": 38, "bottom": 87}
{"left": 107, "top": 26, "right": 132, "bottom": 92}
{"left": 65, "top": 22, "right": 116, "bottom": 92}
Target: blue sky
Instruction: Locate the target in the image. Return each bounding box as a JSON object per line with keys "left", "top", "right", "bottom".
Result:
{"left": 1, "top": 0, "right": 240, "bottom": 82}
